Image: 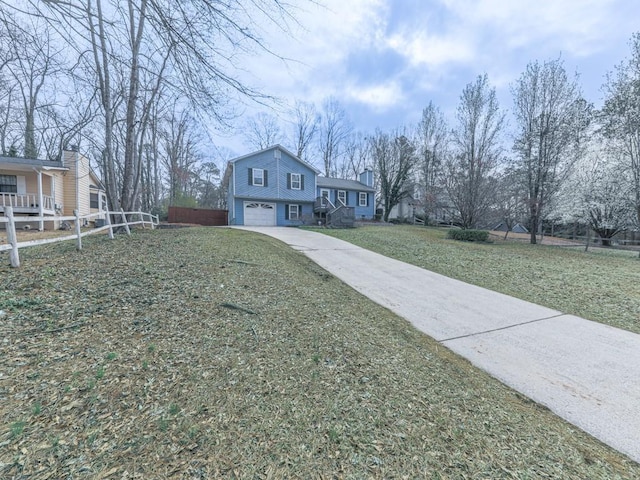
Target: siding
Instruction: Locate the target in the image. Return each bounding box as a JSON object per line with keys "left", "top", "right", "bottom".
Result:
{"left": 277, "top": 202, "right": 314, "bottom": 226}
{"left": 316, "top": 187, "right": 375, "bottom": 220}
{"left": 62, "top": 151, "right": 92, "bottom": 216}
{"left": 232, "top": 149, "right": 316, "bottom": 202}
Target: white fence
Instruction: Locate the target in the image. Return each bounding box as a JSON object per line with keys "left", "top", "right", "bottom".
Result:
{"left": 0, "top": 206, "right": 159, "bottom": 268}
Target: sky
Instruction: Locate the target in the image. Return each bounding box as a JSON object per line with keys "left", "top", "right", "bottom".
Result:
{"left": 214, "top": 0, "right": 639, "bottom": 156}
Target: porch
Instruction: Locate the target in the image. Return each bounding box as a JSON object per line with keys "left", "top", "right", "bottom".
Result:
{"left": 0, "top": 193, "right": 57, "bottom": 215}
{"left": 313, "top": 197, "right": 355, "bottom": 227}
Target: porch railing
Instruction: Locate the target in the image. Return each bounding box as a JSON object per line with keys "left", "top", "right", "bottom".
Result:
{"left": 0, "top": 192, "right": 55, "bottom": 211}
{"left": 314, "top": 196, "right": 336, "bottom": 212}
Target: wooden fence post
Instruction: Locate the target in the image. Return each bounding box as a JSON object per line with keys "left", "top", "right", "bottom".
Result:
{"left": 74, "top": 210, "right": 82, "bottom": 251}
{"left": 120, "top": 208, "right": 131, "bottom": 235}
{"left": 105, "top": 209, "right": 114, "bottom": 239}
{"left": 5, "top": 206, "right": 20, "bottom": 268}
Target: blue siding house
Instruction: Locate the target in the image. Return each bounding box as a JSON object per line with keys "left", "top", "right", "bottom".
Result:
{"left": 224, "top": 145, "right": 375, "bottom": 226}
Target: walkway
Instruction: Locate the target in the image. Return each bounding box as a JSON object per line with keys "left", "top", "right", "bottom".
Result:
{"left": 235, "top": 227, "right": 640, "bottom": 463}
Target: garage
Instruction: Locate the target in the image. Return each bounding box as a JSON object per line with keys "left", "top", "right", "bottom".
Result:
{"left": 243, "top": 202, "right": 276, "bottom": 226}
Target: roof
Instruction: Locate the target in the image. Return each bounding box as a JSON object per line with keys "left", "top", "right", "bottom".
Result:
{"left": 0, "top": 155, "right": 67, "bottom": 170}
{"left": 317, "top": 176, "right": 376, "bottom": 192}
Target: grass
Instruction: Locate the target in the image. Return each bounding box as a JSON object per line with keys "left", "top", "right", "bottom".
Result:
{"left": 0, "top": 227, "right": 638, "bottom": 478}
{"left": 313, "top": 225, "right": 640, "bottom": 334}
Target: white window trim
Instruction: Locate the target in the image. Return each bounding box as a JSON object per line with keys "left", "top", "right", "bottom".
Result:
{"left": 320, "top": 188, "right": 330, "bottom": 206}
{"left": 359, "top": 192, "right": 367, "bottom": 207}
{"left": 289, "top": 204, "right": 300, "bottom": 220}
{"left": 337, "top": 190, "right": 346, "bottom": 205}
{"left": 291, "top": 173, "right": 301, "bottom": 190}
{"left": 252, "top": 168, "right": 264, "bottom": 186}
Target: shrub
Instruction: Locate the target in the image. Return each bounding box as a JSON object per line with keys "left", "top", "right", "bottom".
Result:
{"left": 447, "top": 229, "right": 489, "bottom": 242}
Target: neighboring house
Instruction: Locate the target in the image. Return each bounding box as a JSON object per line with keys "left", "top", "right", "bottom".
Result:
{"left": 493, "top": 222, "right": 529, "bottom": 234}
{"left": 224, "top": 145, "right": 375, "bottom": 226}
{"left": 387, "top": 192, "right": 417, "bottom": 221}
{"left": 386, "top": 179, "right": 423, "bottom": 222}
{"left": 0, "top": 148, "right": 107, "bottom": 230}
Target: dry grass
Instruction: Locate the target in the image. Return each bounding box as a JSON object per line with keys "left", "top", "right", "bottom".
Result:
{"left": 314, "top": 225, "right": 640, "bottom": 334}
{"left": 0, "top": 227, "right": 638, "bottom": 478}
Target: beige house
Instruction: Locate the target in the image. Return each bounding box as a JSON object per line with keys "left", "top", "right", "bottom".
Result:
{"left": 0, "top": 149, "right": 107, "bottom": 230}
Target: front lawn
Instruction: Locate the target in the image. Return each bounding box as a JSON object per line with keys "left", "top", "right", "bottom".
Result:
{"left": 314, "top": 225, "right": 640, "bottom": 334}
{"left": 1, "top": 227, "right": 638, "bottom": 477}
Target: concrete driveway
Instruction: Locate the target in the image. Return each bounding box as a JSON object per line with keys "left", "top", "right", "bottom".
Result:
{"left": 235, "top": 226, "right": 640, "bottom": 463}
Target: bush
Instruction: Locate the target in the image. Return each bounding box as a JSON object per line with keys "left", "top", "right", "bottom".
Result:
{"left": 447, "top": 229, "right": 489, "bottom": 242}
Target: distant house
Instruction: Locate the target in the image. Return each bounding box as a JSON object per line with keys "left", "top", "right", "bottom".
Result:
{"left": 387, "top": 192, "right": 417, "bottom": 221}
{"left": 0, "top": 149, "right": 107, "bottom": 230}
{"left": 223, "top": 145, "right": 375, "bottom": 226}
{"left": 493, "top": 222, "right": 529, "bottom": 234}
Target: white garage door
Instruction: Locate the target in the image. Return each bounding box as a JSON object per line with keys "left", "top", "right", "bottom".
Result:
{"left": 243, "top": 202, "right": 276, "bottom": 226}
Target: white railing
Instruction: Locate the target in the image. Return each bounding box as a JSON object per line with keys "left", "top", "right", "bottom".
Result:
{"left": 0, "top": 192, "right": 55, "bottom": 211}
{"left": 0, "top": 206, "right": 159, "bottom": 267}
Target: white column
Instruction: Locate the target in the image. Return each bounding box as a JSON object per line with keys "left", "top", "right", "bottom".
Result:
{"left": 37, "top": 169, "right": 44, "bottom": 231}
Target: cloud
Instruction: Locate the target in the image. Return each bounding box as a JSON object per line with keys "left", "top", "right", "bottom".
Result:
{"left": 386, "top": 31, "right": 474, "bottom": 68}
{"left": 216, "top": 0, "right": 639, "bottom": 153}
{"left": 346, "top": 81, "right": 404, "bottom": 110}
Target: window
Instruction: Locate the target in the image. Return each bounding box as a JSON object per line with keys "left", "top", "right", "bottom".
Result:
{"left": 337, "top": 190, "right": 346, "bottom": 205}
{"left": 288, "top": 204, "right": 300, "bottom": 220}
{"left": 359, "top": 192, "right": 368, "bottom": 207}
{"left": 290, "top": 173, "right": 301, "bottom": 190}
{"left": 90, "top": 192, "right": 99, "bottom": 209}
{"left": 0, "top": 175, "right": 17, "bottom": 193}
{"left": 252, "top": 168, "right": 264, "bottom": 186}
{"left": 320, "top": 189, "right": 330, "bottom": 206}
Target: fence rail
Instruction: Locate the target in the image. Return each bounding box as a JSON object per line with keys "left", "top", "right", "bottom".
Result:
{"left": 0, "top": 206, "right": 159, "bottom": 267}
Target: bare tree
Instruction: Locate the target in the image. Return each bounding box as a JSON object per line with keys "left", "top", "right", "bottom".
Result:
{"left": 0, "top": 10, "right": 64, "bottom": 158}
{"left": 416, "top": 102, "right": 448, "bottom": 222}
{"left": 14, "top": 0, "right": 302, "bottom": 212}
{"left": 161, "top": 106, "right": 203, "bottom": 206}
{"left": 243, "top": 112, "right": 282, "bottom": 150}
{"left": 511, "top": 58, "right": 590, "bottom": 243}
{"left": 318, "top": 96, "right": 352, "bottom": 177}
{"left": 290, "top": 99, "right": 319, "bottom": 160}
{"left": 445, "top": 74, "right": 504, "bottom": 229}
{"left": 371, "top": 129, "right": 416, "bottom": 222}
{"left": 194, "top": 161, "right": 222, "bottom": 208}
{"left": 601, "top": 32, "right": 640, "bottom": 234}
{"left": 341, "top": 131, "right": 370, "bottom": 180}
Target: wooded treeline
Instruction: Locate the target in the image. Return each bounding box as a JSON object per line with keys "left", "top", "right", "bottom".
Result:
{"left": 0, "top": 0, "right": 299, "bottom": 214}
{"left": 1, "top": 1, "right": 639, "bottom": 244}
{"left": 242, "top": 41, "right": 640, "bottom": 245}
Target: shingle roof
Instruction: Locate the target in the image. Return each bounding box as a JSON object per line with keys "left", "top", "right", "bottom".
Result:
{"left": 316, "top": 176, "right": 375, "bottom": 192}
{"left": 0, "top": 156, "right": 66, "bottom": 169}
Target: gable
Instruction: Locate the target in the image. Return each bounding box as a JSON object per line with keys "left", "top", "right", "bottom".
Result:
{"left": 228, "top": 145, "right": 317, "bottom": 201}
{"left": 229, "top": 144, "right": 320, "bottom": 175}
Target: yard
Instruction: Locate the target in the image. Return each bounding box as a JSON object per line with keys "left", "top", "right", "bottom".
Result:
{"left": 314, "top": 225, "right": 640, "bottom": 335}
{"left": 1, "top": 227, "right": 638, "bottom": 478}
